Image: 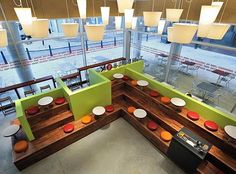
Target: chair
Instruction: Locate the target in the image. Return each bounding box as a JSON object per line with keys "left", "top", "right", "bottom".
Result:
{"left": 24, "top": 89, "right": 36, "bottom": 97}
{"left": 0, "top": 96, "right": 15, "bottom": 116}
{"left": 231, "top": 103, "right": 236, "bottom": 113}
{"left": 40, "top": 84, "right": 51, "bottom": 92}
{"left": 189, "top": 65, "right": 200, "bottom": 76}
{"left": 218, "top": 74, "right": 235, "bottom": 88}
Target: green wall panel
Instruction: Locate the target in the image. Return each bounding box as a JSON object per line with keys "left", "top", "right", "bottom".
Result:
{"left": 125, "top": 68, "right": 236, "bottom": 127}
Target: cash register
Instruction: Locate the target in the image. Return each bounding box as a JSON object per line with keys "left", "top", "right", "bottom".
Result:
{"left": 167, "top": 127, "right": 212, "bottom": 173}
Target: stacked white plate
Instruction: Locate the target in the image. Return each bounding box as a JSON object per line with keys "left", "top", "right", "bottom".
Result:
{"left": 224, "top": 125, "right": 236, "bottom": 139}
{"left": 113, "top": 73, "right": 124, "bottom": 79}
{"left": 170, "top": 98, "right": 186, "bottom": 107}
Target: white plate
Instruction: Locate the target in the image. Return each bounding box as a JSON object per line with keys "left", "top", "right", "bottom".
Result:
{"left": 137, "top": 80, "right": 149, "bottom": 87}
{"left": 224, "top": 125, "right": 236, "bottom": 139}
{"left": 113, "top": 73, "right": 124, "bottom": 79}
{"left": 38, "top": 96, "right": 53, "bottom": 106}
{"left": 171, "top": 98, "right": 186, "bottom": 107}
{"left": 133, "top": 109, "right": 147, "bottom": 119}
{"left": 92, "top": 106, "right": 105, "bottom": 116}
{"left": 3, "top": 125, "right": 20, "bottom": 137}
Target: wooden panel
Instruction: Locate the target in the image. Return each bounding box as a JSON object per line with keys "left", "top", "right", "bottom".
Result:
{"left": 0, "top": 0, "right": 236, "bottom": 23}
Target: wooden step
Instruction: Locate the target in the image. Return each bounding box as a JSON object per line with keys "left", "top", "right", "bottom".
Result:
{"left": 124, "top": 81, "right": 236, "bottom": 156}
{"left": 32, "top": 110, "right": 74, "bottom": 138}
{"left": 27, "top": 102, "right": 70, "bottom": 125}
{"left": 119, "top": 86, "right": 236, "bottom": 173}
{"left": 13, "top": 107, "right": 121, "bottom": 170}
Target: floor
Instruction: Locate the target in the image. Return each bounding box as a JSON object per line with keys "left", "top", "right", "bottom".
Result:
{"left": 0, "top": 113, "right": 184, "bottom": 174}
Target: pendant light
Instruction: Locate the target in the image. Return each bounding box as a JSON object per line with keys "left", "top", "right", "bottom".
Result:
{"left": 143, "top": 0, "right": 162, "bottom": 27}
{"left": 157, "top": 0, "right": 166, "bottom": 35}
{"left": 32, "top": 19, "right": 49, "bottom": 38}
{"left": 115, "top": 16, "right": 122, "bottom": 30}
{"left": 167, "top": 0, "right": 197, "bottom": 44}
{"left": 206, "top": 1, "right": 230, "bottom": 40}
{"left": 166, "top": 9, "right": 183, "bottom": 22}
{"left": 168, "top": 23, "right": 198, "bottom": 44}
{"left": 158, "top": 20, "right": 166, "bottom": 35}
{"left": 77, "top": 0, "right": 86, "bottom": 19}
{"left": 117, "top": 0, "right": 134, "bottom": 13}
{"left": 132, "top": 17, "right": 137, "bottom": 29}
{"left": 125, "top": 9, "right": 134, "bottom": 28}
{"left": 85, "top": 0, "right": 105, "bottom": 41}
{"left": 101, "top": 0, "right": 110, "bottom": 25}
{"left": 211, "top": 1, "right": 223, "bottom": 14}
{"left": 0, "top": 28, "right": 8, "bottom": 47}
{"left": 14, "top": 7, "right": 33, "bottom": 35}
{"left": 85, "top": 25, "right": 105, "bottom": 41}
{"left": 206, "top": 23, "right": 230, "bottom": 40}
{"left": 167, "top": 27, "right": 174, "bottom": 42}
{"left": 166, "top": 0, "right": 183, "bottom": 22}
{"left": 62, "top": 0, "right": 79, "bottom": 37}
{"left": 197, "top": 5, "right": 219, "bottom": 37}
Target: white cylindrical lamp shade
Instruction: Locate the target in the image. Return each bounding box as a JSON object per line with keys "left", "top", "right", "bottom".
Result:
{"left": 167, "top": 27, "right": 174, "bottom": 42}
{"left": 169, "top": 23, "right": 198, "bottom": 44}
{"left": 77, "top": 0, "right": 86, "bottom": 19}
{"left": 62, "top": 23, "right": 79, "bottom": 37}
{"left": 212, "top": 1, "right": 224, "bottom": 14}
{"left": 197, "top": 5, "right": 220, "bottom": 37}
{"left": 101, "top": 7, "right": 110, "bottom": 25}
{"left": 14, "top": 8, "right": 34, "bottom": 35}
{"left": 115, "top": 16, "right": 122, "bottom": 30}
{"left": 143, "top": 12, "right": 162, "bottom": 27}
{"left": 0, "top": 29, "right": 8, "bottom": 47}
{"left": 21, "top": 17, "right": 37, "bottom": 36}
{"left": 132, "top": 17, "right": 137, "bottom": 29}
{"left": 199, "top": 5, "right": 220, "bottom": 25}
{"left": 166, "top": 9, "right": 183, "bottom": 22}
{"left": 117, "top": 0, "right": 134, "bottom": 13}
{"left": 32, "top": 19, "right": 49, "bottom": 38}
{"left": 85, "top": 25, "right": 105, "bottom": 41}
{"left": 206, "top": 23, "right": 230, "bottom": 40}
{"left": 125, "top": 9, "right": 134, "bottom": 28}
{"left": 14, "top": 8, "right": 32, "bottom": 25}
{"left": 158, "top": 20, "right": 166, "bottom": 35}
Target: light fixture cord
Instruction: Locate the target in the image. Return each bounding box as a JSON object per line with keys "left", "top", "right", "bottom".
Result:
{"left": 92, "top": 0, "right": 95, "bottom": 17}
{"left": 25, "top": 0, "right": 29, "bottom": 7}
{"left": 30, "top": 0, "right": 36, "bottom": 17}
{"left": 13, "top": 0, "right": 22, "bottom": 7}
{"left": 172, "top": 0, "right": 177, "bottom": 8}
{"left": 152, "top": 0, "right": 155, "bottom": 11}
{"left": 104, "top": 0, "right": 106, "bottom": 7}
{"left": 65, "top": 0, "right": 70, "bottom": 19}
{"left": 185, "top": 0, "right": 192, "bottom": 22}
{"left": 219, "top": 0, "right": 228, "bottom": 22}
{"left": 72, "top": 0, "right": 77, "bottom": 6}
{"left": 162, "top": 0, "right": 166, "bottom": 12}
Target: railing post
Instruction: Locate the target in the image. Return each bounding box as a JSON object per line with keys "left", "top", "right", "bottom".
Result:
{"left": 25, "top": 48, "right": 31, "bottom": 60}
{"left": 68, "top": 42, "right": 72, "bottom": 54}
{"left": 49, "top": 45, "right": 53, "bottom": 56}
{"left": 146, "top": 34, "right": 149, "bottom": 41}
{"left": 114, "top": 37, "right": 117, "bottom": 46}
{"left": 42, "top": 40, "right": 45, "bottom": 45}
{"left": 101, "top": 41, "right": 103, "bottom": 48}
{"left": 0, "top": 51, "right": 8, "bottom": 64}
{"left": 85, "top": 40, "right": 88, "bottom": 51}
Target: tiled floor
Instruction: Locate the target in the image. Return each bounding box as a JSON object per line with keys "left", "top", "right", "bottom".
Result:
{"left": 0, "top": 113, "right": 184, "bottom": 174}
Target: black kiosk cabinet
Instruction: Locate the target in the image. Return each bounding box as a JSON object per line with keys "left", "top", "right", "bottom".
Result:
{"left": 167, "top": 127, "right": 212, "bottom": 173}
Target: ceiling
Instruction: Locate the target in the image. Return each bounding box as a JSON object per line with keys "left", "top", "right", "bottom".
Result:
{"left": 0, "top": 0, "right": 235, "bottom": 24}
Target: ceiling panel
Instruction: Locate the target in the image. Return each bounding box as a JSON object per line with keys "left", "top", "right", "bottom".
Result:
{"left": 0, "top": 0, "right": 235, "bottom": 24}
